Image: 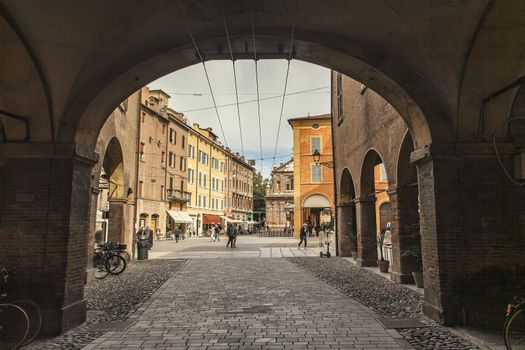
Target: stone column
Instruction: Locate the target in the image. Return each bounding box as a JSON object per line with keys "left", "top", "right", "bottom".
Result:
{"left": 0, "top": 143, "right": 97, "bottom": 335}
{"left": 337, "top": 202, "right": 356, "bottom": 257}
{"left": 388, "top": 186, "right": 420, "bottom": 284}
{"left": 355, "top": 196, "right": 378, "bottom": 266}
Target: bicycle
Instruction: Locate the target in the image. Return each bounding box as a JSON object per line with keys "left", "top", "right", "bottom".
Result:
{"left": 504, "top": 296, "right": 525, "bottom": 349}
{"left": 93, "top": 244, "right": 127, "bottom": 279}
{"left": 0, "top": 268, "right": 42, "bottom": 349}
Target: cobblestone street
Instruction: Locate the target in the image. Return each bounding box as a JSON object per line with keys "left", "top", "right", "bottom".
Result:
{"left": 29, "top": 237, "right": 490, "bottom": 350}
{"left": 82, "top": 258, "right": 408, "bottom": 350}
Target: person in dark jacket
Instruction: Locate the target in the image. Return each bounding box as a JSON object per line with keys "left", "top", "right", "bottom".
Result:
{"left": 226, "top": 224, "right": 236, "bottom": 248}
{"left": 298, "top": 223, "right": 308, "bottom": 248}
{"left": 144, "top": 226, "right": 153, "bottom": 249}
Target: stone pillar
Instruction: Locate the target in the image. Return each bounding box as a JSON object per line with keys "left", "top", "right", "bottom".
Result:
{"left": 0, "top": 143, "right": 97, "bottom": 335}
{"left": 355, "top": 196, "right": 378, "bottom": 266}
{"left": 108, "top": 198, "right": 127, "bottom": 243}
{"left": 388, "top": 186, "right": 420, "bottom": 284}
{"left": 337, "top": 203, "right": 356, "bottom": 257}
{"left": 412, "top": 144, "right": 462, "bottom": 326}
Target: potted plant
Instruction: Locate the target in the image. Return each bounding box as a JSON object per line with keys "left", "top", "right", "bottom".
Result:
{"left": 377, "top": 229, "right": 390, "bottom": 273}
{"left": 401, "top": 243, "right": 423, "bottom": 288}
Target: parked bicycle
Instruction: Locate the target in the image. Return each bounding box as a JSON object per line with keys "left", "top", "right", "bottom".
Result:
{"left": 0, "top": 268, "right": 42, "bottom": 349}
{"left": 504, "top": 296, "right": 525, "bottom": 349}
{"left": 93, "top": 243, "right": 127, "bottom": 279}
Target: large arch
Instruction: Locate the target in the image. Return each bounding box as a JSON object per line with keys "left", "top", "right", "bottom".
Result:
{"left": 1, "top": 0, "right": 525, "bottom": 334}
{"left": 337, "top": 168, "right": 357, "bottom": 257}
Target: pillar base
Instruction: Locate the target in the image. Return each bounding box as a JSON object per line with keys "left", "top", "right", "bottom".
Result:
{"left": 41, "top": 299, "right": 87, "bottom": 336}
{"left": 356, "top": 259, "right": 377, "bottom": 267}
{"left": 85, "top": 267, "right": 96, "bottom": 284}
{"left": 390, "top": 271, "right": 414, "bottom": 284}
{"left": 423, "top": 301, "right": 446, "bottom": 326}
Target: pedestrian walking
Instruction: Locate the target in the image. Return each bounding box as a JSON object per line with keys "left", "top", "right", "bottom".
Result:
{"left": 175, "top": 226, "right": 182, "bottom": 242}
{"left": 298, "top": 223, "right": 308, "bottom": 248}
{"left": 226, "top": 224, "right": 236, "bottom": 248}
{"left": 214, "top": 225, "right": 221, "bottom": 242}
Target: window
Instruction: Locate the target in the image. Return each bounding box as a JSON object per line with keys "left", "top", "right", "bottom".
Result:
{"left": 188, "top": 192, "right": 192, "bottom": 206}
{"left": 221, "top": 180, "right": 224, "bottom": 192}
{"left": 161, "top": 151, "right": 165, "bottom": 166}
{"left": 160, "top": 185, "right": 164, "bottom": 200}
{"left": 311, "top": 164, "right": 322, "bottom": 183}
{"left": 220, "top": 162, "right": 224, "bottom": 172}
{"left": 211, "top": 197, "right": 215, "bottom": 209}
{"left": 182, "top": 135, "right": 186, "bottom": 149}
{"left": 198, "top": 172, "right": 202, "bottom": 186}
{"left": 203, "top": 196, "right": 207, "bottom": 208}
{"left": 138, "top": 181, "right": 143, "bottom": 197}
{"left": 141, "top": 112, "right": 145, "bottom": 123}
{"left": 140, "top": 142, "right": 145, "bottom": 161}
{"left": 189, "top": 144, "right": 194, "bottom": 158}
{"left": 180, "top": 156, "right": 185, "bottom": 170}
{"left": 180, "top": 180, "right": 184, "bottom": 191}
{"left": 311, "top": 137, "right": 321, "bottom": 154}
{"left": 198, "top": 195, "right": 201, "bottom": 207}
{"left": 337, "top": 72, "right": 344, "bottom": 122}
{"left": 188, "top": 168, "right": 194, "bottom": 184}
{"left": 169, "top": 129, "right": 175, "bottom": 144}
{"left": 203, "top": 173, "right": 207, "bottom": 187}
{"left": 221, "top": 200, "right": 224, "bottom": 210}
{"left": 162, "top": 124, "right": 166, "bottom": 135}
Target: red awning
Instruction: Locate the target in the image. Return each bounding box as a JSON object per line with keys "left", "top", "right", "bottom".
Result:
{"left": 202, "top": 214, "right": 221, "bottom": 225}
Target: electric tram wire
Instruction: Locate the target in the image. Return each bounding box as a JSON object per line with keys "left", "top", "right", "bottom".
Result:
{"left": 251, "top": 8, "right": 264, "bottom": 174}
{"left": 220, "top": 0, "right": 245, "bottom": 157}
{"left": 179, "top": 0, "right": 229, "bottom": 149}
{"left": 271, "top": 23, "right": 295, "bottom": 169}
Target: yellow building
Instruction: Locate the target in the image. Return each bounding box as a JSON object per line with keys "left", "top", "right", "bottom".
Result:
{"left": 288, "top": 114, "right": 335, "bottom": 237}
{"left": 186, "top": 124, "right": 228, "bottom": 236}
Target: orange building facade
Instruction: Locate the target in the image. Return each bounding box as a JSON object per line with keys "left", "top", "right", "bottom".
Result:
{"left": 288, "top": 114, "right": 335, "bottom": 237}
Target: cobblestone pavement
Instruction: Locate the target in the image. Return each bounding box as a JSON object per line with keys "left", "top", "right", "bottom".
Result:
{"left": 288, "top": 257, "right": 480, "bottom": 350}
{"left": 82, "top": 258, "right": 409, "bottom": 350}
{"left": 149, "top": 235, "right": 328, "bottom": 259}
{"left": 27, "top": 260, "right": 186, "bottom": 350}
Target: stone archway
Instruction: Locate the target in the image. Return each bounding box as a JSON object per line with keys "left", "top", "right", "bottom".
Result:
{"left": 389, "top": 131, "right": 421, "bottom": 284}
{"left": 101, "top": 137, "right": 127, "bottom": 243}
{"left": 357, "top": 149, "right": 388, "bottom": 267}
{"left": 337, "top": 168, "right": 357, "bottom": 257}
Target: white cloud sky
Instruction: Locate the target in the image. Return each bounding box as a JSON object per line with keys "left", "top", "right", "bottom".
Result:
{"left": 148, "top": 59, "right": 330, "bottom": 177}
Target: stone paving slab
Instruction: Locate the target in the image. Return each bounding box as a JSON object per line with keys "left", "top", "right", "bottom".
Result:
{"left": 82, "top": 259, "right": 409, "bottom": 350}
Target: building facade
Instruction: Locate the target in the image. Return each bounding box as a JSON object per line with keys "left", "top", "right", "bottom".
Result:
{"left": 135, "top": 88, "right": 192, "bottom": 237}
{"left": 288, "top": 114, "right": 335, "bottom": 237}
{"left": 225, "top": 152, "right": 255, "bottom": 222}
{"left": 265, "top": 159, "right": 294, "bottom": 231}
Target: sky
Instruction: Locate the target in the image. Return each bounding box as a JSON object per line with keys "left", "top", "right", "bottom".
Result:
{"left": 148, "top": 59, "right": 331, "bottom": 178}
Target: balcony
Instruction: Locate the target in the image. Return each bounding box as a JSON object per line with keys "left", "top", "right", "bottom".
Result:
{"left": 166, "top": 189, "right": 191, "bottom": 203}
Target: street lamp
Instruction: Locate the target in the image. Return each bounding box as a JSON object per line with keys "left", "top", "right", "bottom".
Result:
{"left": 312, "top": 149, "right": 335, "bottom": 168}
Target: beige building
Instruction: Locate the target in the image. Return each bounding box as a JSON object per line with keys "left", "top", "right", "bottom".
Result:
{"left": 186, "top": 124, "right": 228, "bottom": 235}
{"left": 265, "top": 159, "right": 294, "bottom": 231}
{"left": 136, "top": 88, "right": 192, "bottom": 237}
{"left": 225, "top": 152, "right": 255, "bottom": 222}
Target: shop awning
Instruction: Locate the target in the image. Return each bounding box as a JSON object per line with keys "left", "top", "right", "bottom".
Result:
{"left": 303, "top": 194, "right": 331, "bottom": 208}
{"left": 166, "top": 210, "right": 193, "bottom": 223}
{"left": 203, "top": 214, "right": 221, "bottom": 225}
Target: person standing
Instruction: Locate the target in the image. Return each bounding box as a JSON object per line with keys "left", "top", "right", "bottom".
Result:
{"left": 144, "top": 226, "right": 153, "bottom": 250}
{"left": 175, "top": 226, "right": 182, "bottom": 242}
{"left": 298, "top": 223, "right": 308, "bottom": 248}
{"left": 214, "top": 225, "right": 221, "bottom": 242}
{"left": 226, "top": 224, "right": 235, "bottom": 248}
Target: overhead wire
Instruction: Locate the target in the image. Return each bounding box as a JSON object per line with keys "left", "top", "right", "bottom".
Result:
{"left": 220, "top": 0, "right": 244, "bottom": 157}
{"left": 178, "top": 0, "right": 229, "bottom": 148}
{"left": 271, "top": 22, "right": 295, "bottom": 168}
{"left": 251, "top": 7, "right": 264, "bottom": 175}
{"left": 179, "top": 86, "right": 329, "bottom": 113}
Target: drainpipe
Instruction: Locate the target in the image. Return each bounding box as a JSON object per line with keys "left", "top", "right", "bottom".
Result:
{"left": 132, "top": 90, "right": 142, "bottom": 260}
{"left": 329, "top": 71, "right": 339, "bottom": 256}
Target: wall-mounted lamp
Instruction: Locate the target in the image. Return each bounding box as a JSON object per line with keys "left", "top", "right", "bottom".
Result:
{"left": 312, "top": 149, "right": 335, "bottom": 168}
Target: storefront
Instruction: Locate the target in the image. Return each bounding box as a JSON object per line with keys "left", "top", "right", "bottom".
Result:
{"left": 202, "top": 213, "right": 222, "bottom": 236}
{"left": 166, "top": 210, "right": 193, "bottom": 235}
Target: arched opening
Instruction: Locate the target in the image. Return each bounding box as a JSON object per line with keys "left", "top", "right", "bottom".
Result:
{"left": 337, "top": 168, "right": 357, "bottom": 257}
{"left": 357, "top": 149, "right": 388, "bottom": 267}
{"left": 390, "top": 131, "right": 422, "bottom": 286}
{"left": 98, "top": 137, "right": 127, "bottom": 244}
{"left": 302, "top": 194, "right": 332, "bottom": 236}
